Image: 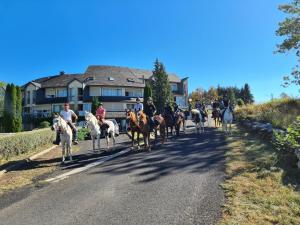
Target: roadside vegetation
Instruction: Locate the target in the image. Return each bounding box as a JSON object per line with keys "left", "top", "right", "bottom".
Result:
{"left": 221, "top": 126, "right": 300, "bottom": 225}
{"left": 235, "top": 97, "right": 300, "bottom": 129}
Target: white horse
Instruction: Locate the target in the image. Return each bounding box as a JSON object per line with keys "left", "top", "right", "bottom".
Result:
{"left": 85, "top": 112, "right": 101, "bottom": 151}
{"left": 191, "top": 109, "right": 205, "bottom": 134}
{"left": 100, "top": 120, "right": 116, "bottom": 150}
{"left": 52, "top": 116, "right": 73, "bottom": 163}
{"left": 221, "top": 107, "right": 233, "bottom": 134}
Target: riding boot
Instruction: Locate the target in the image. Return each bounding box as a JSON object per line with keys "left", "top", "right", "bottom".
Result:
{"left": 53, "top": 132, "right": 60, "bottom": 145}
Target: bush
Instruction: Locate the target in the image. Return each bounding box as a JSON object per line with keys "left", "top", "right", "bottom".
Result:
{"left": 39, "top": 121, "right": 51, "bottom": 128}
{"left": 0, "top": 128, "right": 55, "bottom": 161}
{"left": 236, "top": 98, "right": 244, "bottom": 107}
{"left": 77, "top": 128, "right": 90, "bottom": 141}
{"left": 273, "top": 116, "right": 300, "bottom": 168}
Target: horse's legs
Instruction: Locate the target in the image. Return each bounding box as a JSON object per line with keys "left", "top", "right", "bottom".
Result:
{"left": 131, "top": 131, "right": 135, "bottom": 150}
{"left": 106, "top": 135, "right": 109, "bottom": 150}
{"left": 137, "top": 131, "right": 141, "bottom": 150}
{"left": 69, "top": 141, "right": 72, "bottom": 161}
{"left": 92, "top": 136, "right": 96, "bottom": 151}
{"left": 97, "top": 134, "right": 101, "bottom": 150}
{"left": 148, "top": 134, "right": 151, "bottom": 151}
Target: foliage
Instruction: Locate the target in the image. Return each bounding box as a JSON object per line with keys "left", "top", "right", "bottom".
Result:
{"left": 235, "top": 97, "right": 300, "bottom": 129}
{"left": 150, "top": 59, "right": 173, "bottom": 113}
{"left": 39, "top": 121, "right": 51, "bottom": 128}
{"left": 15, "top": 86, "right": 22, "bottom": 132}
{"left": 273, "top": 116, "right": 300, "bottom": 167}
{"left": 236, "top": 98, "right": 245, "bottom": 106}
{"left": 276, "top": 0, "right": 300, "bottom": 87}
{"left": 143, "top": 84, "right": 152, "bottom": 107}
{"left": 0, "top": 128, "right": 55, "bottom": 161}
{"left": 91, "top": 96, "right": 100, "bottom": 115}
{"left": 77, "top": 128, "right": 90, "bottom": 141}
{"left": 240, "top": 83, "right": 254, "bottom": 104}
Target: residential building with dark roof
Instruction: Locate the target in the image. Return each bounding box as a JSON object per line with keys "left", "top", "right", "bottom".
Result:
{"left": 22, "top": 65, "right": 189, "bottom": 121}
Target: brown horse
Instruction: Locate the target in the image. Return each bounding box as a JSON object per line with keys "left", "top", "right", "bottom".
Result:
{"left": 126, "top": 110, "right": 151, "bottom": 150}
{"left": 164, "top": 113, "right": 175, "bottom": 139}
{"left": 153, "top": 115, "right": 166, "bottom": 146}
{"left": 212, "top": 108, "right": 221, "bottom": 128}
{"left": 174, "top": 111, "right": 186, "bottom": 136}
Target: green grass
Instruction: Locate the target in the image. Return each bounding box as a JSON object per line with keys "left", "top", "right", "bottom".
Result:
{"left": 220, "top": 125, "right": 300, "bottom": 225}
{"left": 235, "top": 98, "right": 300, "bottom": 129}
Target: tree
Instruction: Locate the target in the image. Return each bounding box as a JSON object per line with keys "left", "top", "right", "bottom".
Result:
{"left": 10, "top": 84, "right": 17, "bottom": 132}
{"left": 143, "top": 84, "right": 152, "bottom": 108}
{"left": 151, "top": 59, "right": 172, "bottom": 113}
{"left": 228, "top": 88, "right": 236, "bottom": 105}
{"left": 236, "top": 98, "right": 245, "bottom": 107}
{"left": 0, "top": 81, "right": 5, "bottom": 117}
{"left": 3, "top": 84, "right": 12, "bottom": 132}
{"left": 91, "top": 96, "right": 100, "bottom": 115}
{"left": 206, "top": 87, "right": 219, "bottom": 102}
{"left": 276, "top": 0, "right": 300, "bottom": 87}
{"left": 15, "top": 86, "right": 22, "bottom": 132}
{"left": 280, "top": 92, "right": 290, "bottom": 99}
{"left": 241, "top": 83, "right": 254, "bottom": 104}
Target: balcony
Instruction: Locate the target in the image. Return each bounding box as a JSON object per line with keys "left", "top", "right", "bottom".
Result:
{"left": 36, "top": 97, "right": 68, "bottom": 104}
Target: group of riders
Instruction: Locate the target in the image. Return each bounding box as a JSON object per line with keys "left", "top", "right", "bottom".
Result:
{"left": 53, "top": 96, "right": 234, "bottom": 145}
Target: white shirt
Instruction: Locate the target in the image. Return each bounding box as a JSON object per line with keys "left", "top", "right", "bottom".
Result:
{"left": 134, "top": 103, "right": 144, "bottom": 112}
{"left": 60, "top": 109, "right": 75, "bottom": 122}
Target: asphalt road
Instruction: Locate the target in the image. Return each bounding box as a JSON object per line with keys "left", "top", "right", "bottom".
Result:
{"left": 0, "top": 126, "right": 227, "bottom": 225}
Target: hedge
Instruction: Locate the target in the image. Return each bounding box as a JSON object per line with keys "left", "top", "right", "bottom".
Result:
{"left": 0, "top": 128, "right": 55, "bottom": 161}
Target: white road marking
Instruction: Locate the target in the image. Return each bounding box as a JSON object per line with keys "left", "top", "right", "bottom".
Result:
{"left": 45, "top": 148, "right": 131, "bottom": 183}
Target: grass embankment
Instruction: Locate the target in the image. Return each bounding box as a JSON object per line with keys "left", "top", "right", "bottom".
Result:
{"left": 221, "top": 126, "right": 300, "bottom": 225}
{"left": 235, "top": 98, "right": 300, "bottom": 129}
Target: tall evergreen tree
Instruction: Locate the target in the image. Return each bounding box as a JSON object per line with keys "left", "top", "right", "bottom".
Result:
{"left": 143, "top": 84, "right": 152, "bottom": 108}
{"left": 91, "top": 96, "right": 100, "bottom": 115}
{"left": 3, "top": 84, "right": 12, "bottom": 132}
{"left": 242, "top": 83, "right": 254, "bottom": 104}
{"left": 151, "top": 59, "right": 172, "bottom": 113}
{"left": 10, "top": 84, "right": 17, "bottom": 132}
{"left": 15, "top": 86, "right": 22, "bottom": 132}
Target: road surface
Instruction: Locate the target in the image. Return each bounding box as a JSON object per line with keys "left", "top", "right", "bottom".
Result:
{"left": 0, "top": 126, "right": 226, "bottom": 225}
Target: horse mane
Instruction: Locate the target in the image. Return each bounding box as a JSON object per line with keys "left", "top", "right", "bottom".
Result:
{"left": 58, "top": 116, "right": 70, "bottom": 133}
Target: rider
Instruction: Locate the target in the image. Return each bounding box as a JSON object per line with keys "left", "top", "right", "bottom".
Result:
{"left": 144, "top": 97, "right": 157, "bottom": 130}
{"left": 221, "top": 96, "right": 234, "bottom": 121}
{"left": 96, "top": 103, "right": 106, "bottom": 125}
{"left": 59, "top": 102, "right": 79, "bottom": 144}
{"left": 195, "top": 99, "right": 202, "bottom": 111}
{"left": 134, "top": 97, "right": 143, "bottom": 115}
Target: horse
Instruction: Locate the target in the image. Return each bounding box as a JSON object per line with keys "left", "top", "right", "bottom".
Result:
{"left": 174, "top": 111, "right": 186, "bottom": 136}
{"left": 99, "top": 120, "right": 116, "bottom": 150}
{"left": 153, "top": 115, "right": 166, "bottom": 146}
{"left": 85, "top": 112, "right": 101, "bottom": 151}
{"left": 126, "top": 110, "right": 151, "bottom": 150}
{"left": 164, "top": 113, "right": 175, "bottom": 139}
{"left": 221, "top": 107, "right": 233, "bottom": 134}
{"left": 212, "top": 108, "right": 221, "bottom": 128}
{"left": 52, "top": 116, "right": 73, "bottom": 163}
{"left": 191, "top": 109, "right": 205, "bottom": 134}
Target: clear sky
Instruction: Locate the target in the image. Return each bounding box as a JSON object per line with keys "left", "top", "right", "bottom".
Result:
{"left": 0, "top": 0, "right": 299, "bottom": 102}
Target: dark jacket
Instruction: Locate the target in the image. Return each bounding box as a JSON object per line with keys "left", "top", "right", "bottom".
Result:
{"left": 144, "top": 103, "right": 156, "bottom": 117}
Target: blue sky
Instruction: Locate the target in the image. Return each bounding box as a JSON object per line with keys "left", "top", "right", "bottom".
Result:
{"left": 0, "top": 0, "right": 298, "bottom": 102}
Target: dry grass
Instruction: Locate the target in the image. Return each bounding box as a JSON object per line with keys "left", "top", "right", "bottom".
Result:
{"left": 235, "top": 98, "right": 300, "bottom": 129}
{"left": 0, "top": 144, "right": 80, "bottom": 195}
{"left": 220, "top": 126, "right": 300, "bottom": 225}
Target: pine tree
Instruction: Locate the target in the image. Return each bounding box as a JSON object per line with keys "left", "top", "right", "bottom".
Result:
{"left": 3, "top": 84, "right": 12, "bottom": 132}
{"left": 143, "top": 84, "right": 152, "bottom": 108}
{"left": 91, "top": 96, "right": 100, "bottom": 115}
{"left": 10, "top": 84, "right": 17, "bottom": 132}
{"left": 15, "top": 86, "right": 22, "bottom": 132}
{"left": 242, "top": 83, "right": 254, "bottom": 104}
{"left": 151, "top": 59, "right": 172, "bottom": 113}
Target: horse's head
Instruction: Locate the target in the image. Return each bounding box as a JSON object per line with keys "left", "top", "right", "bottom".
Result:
{"left": 138, "top": 112, "right": 148, "bottom": 126}
{"left": 85, "top": 111, "right": 93, "bottom": 121}
{"left": 52, "top": 116, "right": 62, "bottom": 132}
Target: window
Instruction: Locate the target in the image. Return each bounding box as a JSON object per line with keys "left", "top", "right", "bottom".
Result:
{"left": 45, "top": 88, "right": 55, "bottom": 98}
{"left": 78, "top": 88, "right": 83, "bottom": 101}
{"left": 125, "top": 89, "right": 143, "bottom": 97}
{"left": 69, "top": 88, "right": 76, "bottom": 101}
{"left": 53, "top": 104, "right": 63, "bottom": 113}
{"left": 56, "top": 88, "right": 67, "bottom": 97}
{"left": 32, "top": 90, "right": 36, "bottom": 104}
{"left": 171, "top": 83, "right": 178, "bottom": 92}
{"left": 26, "top": 91, "right": 30, "bottom": 104}
{"left": 102, "top": 88, "right": 122, "bottom": 96}
{"left": 90, "top": 87, "right": 100, "bottom": 96}
{"left": 104, "top": 103, "right": 124, "bottom": 111}
{"left": 83, "top": 103, "right": 91, "bottom": 112}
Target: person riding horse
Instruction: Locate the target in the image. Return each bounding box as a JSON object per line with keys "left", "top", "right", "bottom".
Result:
{"left": 54, "top": 102, "right": 79, "bottom": 145}
{"left": 220, "top": 97, "right": 234, "bottom": 122}
{"left": 164, "top": 102, "right": 175, "bottom": 123}
{"left": 134, "top": 97, "right": 143, "bottom": 115}
{"left": 144, "top": 97, "right": 157, "bottom": 131}
{"left": 96, "top": 103, "right": 106, "bottom": 124}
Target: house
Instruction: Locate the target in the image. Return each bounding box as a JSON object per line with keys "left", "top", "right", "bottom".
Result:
{"left": 22, "top": 65, "right": 189, "bottom": 122}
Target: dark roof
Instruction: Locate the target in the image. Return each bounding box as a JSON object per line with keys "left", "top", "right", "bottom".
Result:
{"left": 29, "top": 74, "right": 84, "bottom": 88}
{"left": 84, "top": 66, "right": 145, "bottom": 88}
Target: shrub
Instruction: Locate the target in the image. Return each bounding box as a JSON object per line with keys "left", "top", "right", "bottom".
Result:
{"left": 0, "top": 128, "right": 55, "bottom": 161}
{"left": 273, "top": 116, "right": 300, "bottom": 168}
{"left": 77, "top": 128, "right": 90, "bottom": 141}
{"left": 236, "top": 98, "right": 244, "bottom": 107}
{"left": 39, "top": 121, "right": 51, "bottom": 128}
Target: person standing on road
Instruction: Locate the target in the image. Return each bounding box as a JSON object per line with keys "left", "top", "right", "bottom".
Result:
{"left": 59, "top": 102, "right": 79, "bottom": 144}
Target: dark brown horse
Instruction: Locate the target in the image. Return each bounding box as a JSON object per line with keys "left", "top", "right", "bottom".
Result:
{"left": 212, "top": 108, "right": 221, "bottom": 128}
{"left": 164, "top": 113, "right": 175, "bottom": 139}
{"left": 126, "top": 110, "right": 151, "bottom": 150}
{"left": 153, "top": 115, "right": 166, "bottom": 146}
{"left": 174, "top": 111, "right": 186, "bottom": 136}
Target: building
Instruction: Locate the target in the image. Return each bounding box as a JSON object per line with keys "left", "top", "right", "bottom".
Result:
{"left": 22, "top": 65, "right": 189, "bottom": 120}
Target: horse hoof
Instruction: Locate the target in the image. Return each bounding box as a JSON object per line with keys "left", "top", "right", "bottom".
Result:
{"left": 137, "top": 146, "right": 141, "bottom": 150}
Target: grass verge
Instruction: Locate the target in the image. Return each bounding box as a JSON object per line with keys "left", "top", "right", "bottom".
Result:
{"left": 220, "top": 125, "right": 300, "bottom": 225}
